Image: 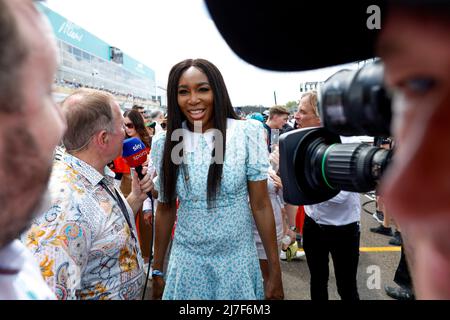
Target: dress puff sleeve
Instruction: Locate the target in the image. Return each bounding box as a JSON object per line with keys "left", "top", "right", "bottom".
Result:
{"left": 150, "top": 131, "right": 166, "bottom": 202}
{"left": 245, "top": 119, "right": 270, "bottom": 181}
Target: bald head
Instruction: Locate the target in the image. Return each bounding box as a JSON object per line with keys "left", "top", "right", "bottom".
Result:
{"left": 61, "top": 89, "right": 117, "bottom": 152}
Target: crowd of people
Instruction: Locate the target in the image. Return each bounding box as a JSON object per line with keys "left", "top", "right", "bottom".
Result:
{"left": 0, "top": 0, "right": 449, "bottom": 301}
{"left": 54, "top": 78, "right": 158, "bottom": 110}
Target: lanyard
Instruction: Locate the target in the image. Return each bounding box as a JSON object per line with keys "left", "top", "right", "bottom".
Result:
{"left": 99, "top": 180, "right": 137, "bottom": 241}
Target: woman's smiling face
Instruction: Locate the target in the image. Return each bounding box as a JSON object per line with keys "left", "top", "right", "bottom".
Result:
{"left": 177, "top": 66, "right": 214, "bottom": 132}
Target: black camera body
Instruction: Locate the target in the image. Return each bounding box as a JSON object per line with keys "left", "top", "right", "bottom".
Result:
{"left": 279, "top": 61, "right": 393, "bottom": 205}
{"left": 320, "top": 60, "right": 391, "bottom": 137}
{"left": 279, "top": 127, "right": 341, "bottom": 205}
{"left": 203, "top": 1, "right": 437, "bottom": 206}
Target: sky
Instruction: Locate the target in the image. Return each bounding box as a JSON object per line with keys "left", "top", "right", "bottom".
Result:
{"left": 44, "top": 0, "right": 359, "bottom": 107}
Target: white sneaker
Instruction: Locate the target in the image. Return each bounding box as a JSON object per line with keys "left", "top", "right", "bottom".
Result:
{"left": 280, "top": 248, "right": 305, "bottom": 261}
{"left": 373, "top": 211, "right": 384, "bottom": 224}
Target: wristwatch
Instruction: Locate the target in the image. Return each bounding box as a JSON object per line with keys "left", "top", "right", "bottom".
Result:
{"left": 289, "top": 225, "right": 297, "bottom": 232}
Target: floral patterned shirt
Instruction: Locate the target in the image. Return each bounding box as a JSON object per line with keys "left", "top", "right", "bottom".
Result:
{"left": 21, "top": 152, "right": 145, "bottom": 300}
{"left": 0, "top": 240, "right": 55, "bottom": 300}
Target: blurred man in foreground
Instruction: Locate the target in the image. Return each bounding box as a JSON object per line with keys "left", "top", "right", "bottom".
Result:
{"left": 377, "top": 4, "right": 450, "bottom": 299}
{"left": 0, "top": 0, "right": 66, "bottom": 299}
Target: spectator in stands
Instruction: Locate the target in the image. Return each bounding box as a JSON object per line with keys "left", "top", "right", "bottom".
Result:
{"left": 0, "top": 0, "right": 66, "bottom": 300}
{"left": 22, "top": 89, "right": 153, "bottom": 300}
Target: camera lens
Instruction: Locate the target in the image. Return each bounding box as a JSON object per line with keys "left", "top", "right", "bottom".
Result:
{"left": 280, "top": 127, "right": 393, "bottom": 205}
{"left": 293, "top": 128, "right": 341, "bottom": 204}
{"left": 313, "top": 142, "right": 392, "bottom": 192}
{"left": 320, "top": 60, "right": 392, "bottom": 137}
{"left": 279, "top": 60, "right": 394, "bottom": 206}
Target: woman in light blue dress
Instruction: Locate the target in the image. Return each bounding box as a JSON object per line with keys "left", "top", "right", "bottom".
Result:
{"left": 150, "top": 59, "right": 283, "bottom": 300}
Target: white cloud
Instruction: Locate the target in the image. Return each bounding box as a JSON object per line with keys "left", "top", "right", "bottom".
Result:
{"left": 45, "top": 0, "right": 358, "bottom": 107}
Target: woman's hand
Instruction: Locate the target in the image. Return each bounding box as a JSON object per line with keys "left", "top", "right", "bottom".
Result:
{"left": 269, "top": 169, "right": 282, "bottom": 191}
{"left": 264, "top": 269, "right": 284, "bottom": 300}
{"left": 248, "top": 180, "right": 285, "bottom": 300}
{"left": 143, "top": 210, "right": 152, "bottom": 226}
{"left": 151, "top": 275, "right": 165, "bottom": 300}
{"left": 269, "top": 147, "right": 280, "bottom": 172}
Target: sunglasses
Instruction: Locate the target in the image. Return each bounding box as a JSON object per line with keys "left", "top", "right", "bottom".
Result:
{"left": 124, "top": 123, "right": 135, "bottom": 129}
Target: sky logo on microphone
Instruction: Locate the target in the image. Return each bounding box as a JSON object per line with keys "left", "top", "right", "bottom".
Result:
{"left": 132, "top": 143, "right": 143, "bottom": 152}
{"left": 123, "top": 137, "right": 148, "bottom": 168}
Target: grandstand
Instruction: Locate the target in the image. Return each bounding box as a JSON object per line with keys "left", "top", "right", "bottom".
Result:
{"left": 299, "top": 81, "right": 323, "bottom": 93}
{"left": 37, "top": 3, "right": 165, "bottom": 112}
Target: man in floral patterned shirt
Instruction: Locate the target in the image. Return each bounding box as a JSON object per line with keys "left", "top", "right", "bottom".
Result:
{"left": 22, "top": 89, "right": 154, "bottom": 300}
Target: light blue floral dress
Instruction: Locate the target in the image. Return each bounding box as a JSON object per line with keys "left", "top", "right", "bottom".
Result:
{"left": 151, "top": 118, "right": 269, "bottom": 300}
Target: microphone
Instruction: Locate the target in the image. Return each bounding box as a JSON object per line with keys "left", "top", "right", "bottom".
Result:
{"left": 123, "top": 137, "right": 155, "bottom": 300}
{"left": 122, "top": 137, "right": 151, "bottom": 197}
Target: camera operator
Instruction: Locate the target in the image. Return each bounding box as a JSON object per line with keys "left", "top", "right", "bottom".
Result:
{"left": 298, "top": 91, "right": 362, "bottom": 300}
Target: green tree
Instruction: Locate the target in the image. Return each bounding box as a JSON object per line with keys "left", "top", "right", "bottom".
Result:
{"left": 285, "top": 100, "right": 298, "bottom": 113}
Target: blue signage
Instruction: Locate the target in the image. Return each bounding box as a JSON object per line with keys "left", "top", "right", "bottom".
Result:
{"left": 37, "top": 3, "right": 155, "bottom": 81}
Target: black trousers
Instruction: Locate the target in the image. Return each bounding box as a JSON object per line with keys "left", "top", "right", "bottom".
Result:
{"left": 303, "top": 215, "right": 361, "bottom": 300}
{"left": 394, "top": 245, "right": 413, "bottom": 291}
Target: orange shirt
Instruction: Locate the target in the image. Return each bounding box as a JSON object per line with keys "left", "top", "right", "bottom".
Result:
{"left": 112, "top": 157, "right": 131, "bottom": 174}
{"left": 112, "top": 147, "right": 150, "bottom": 174}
